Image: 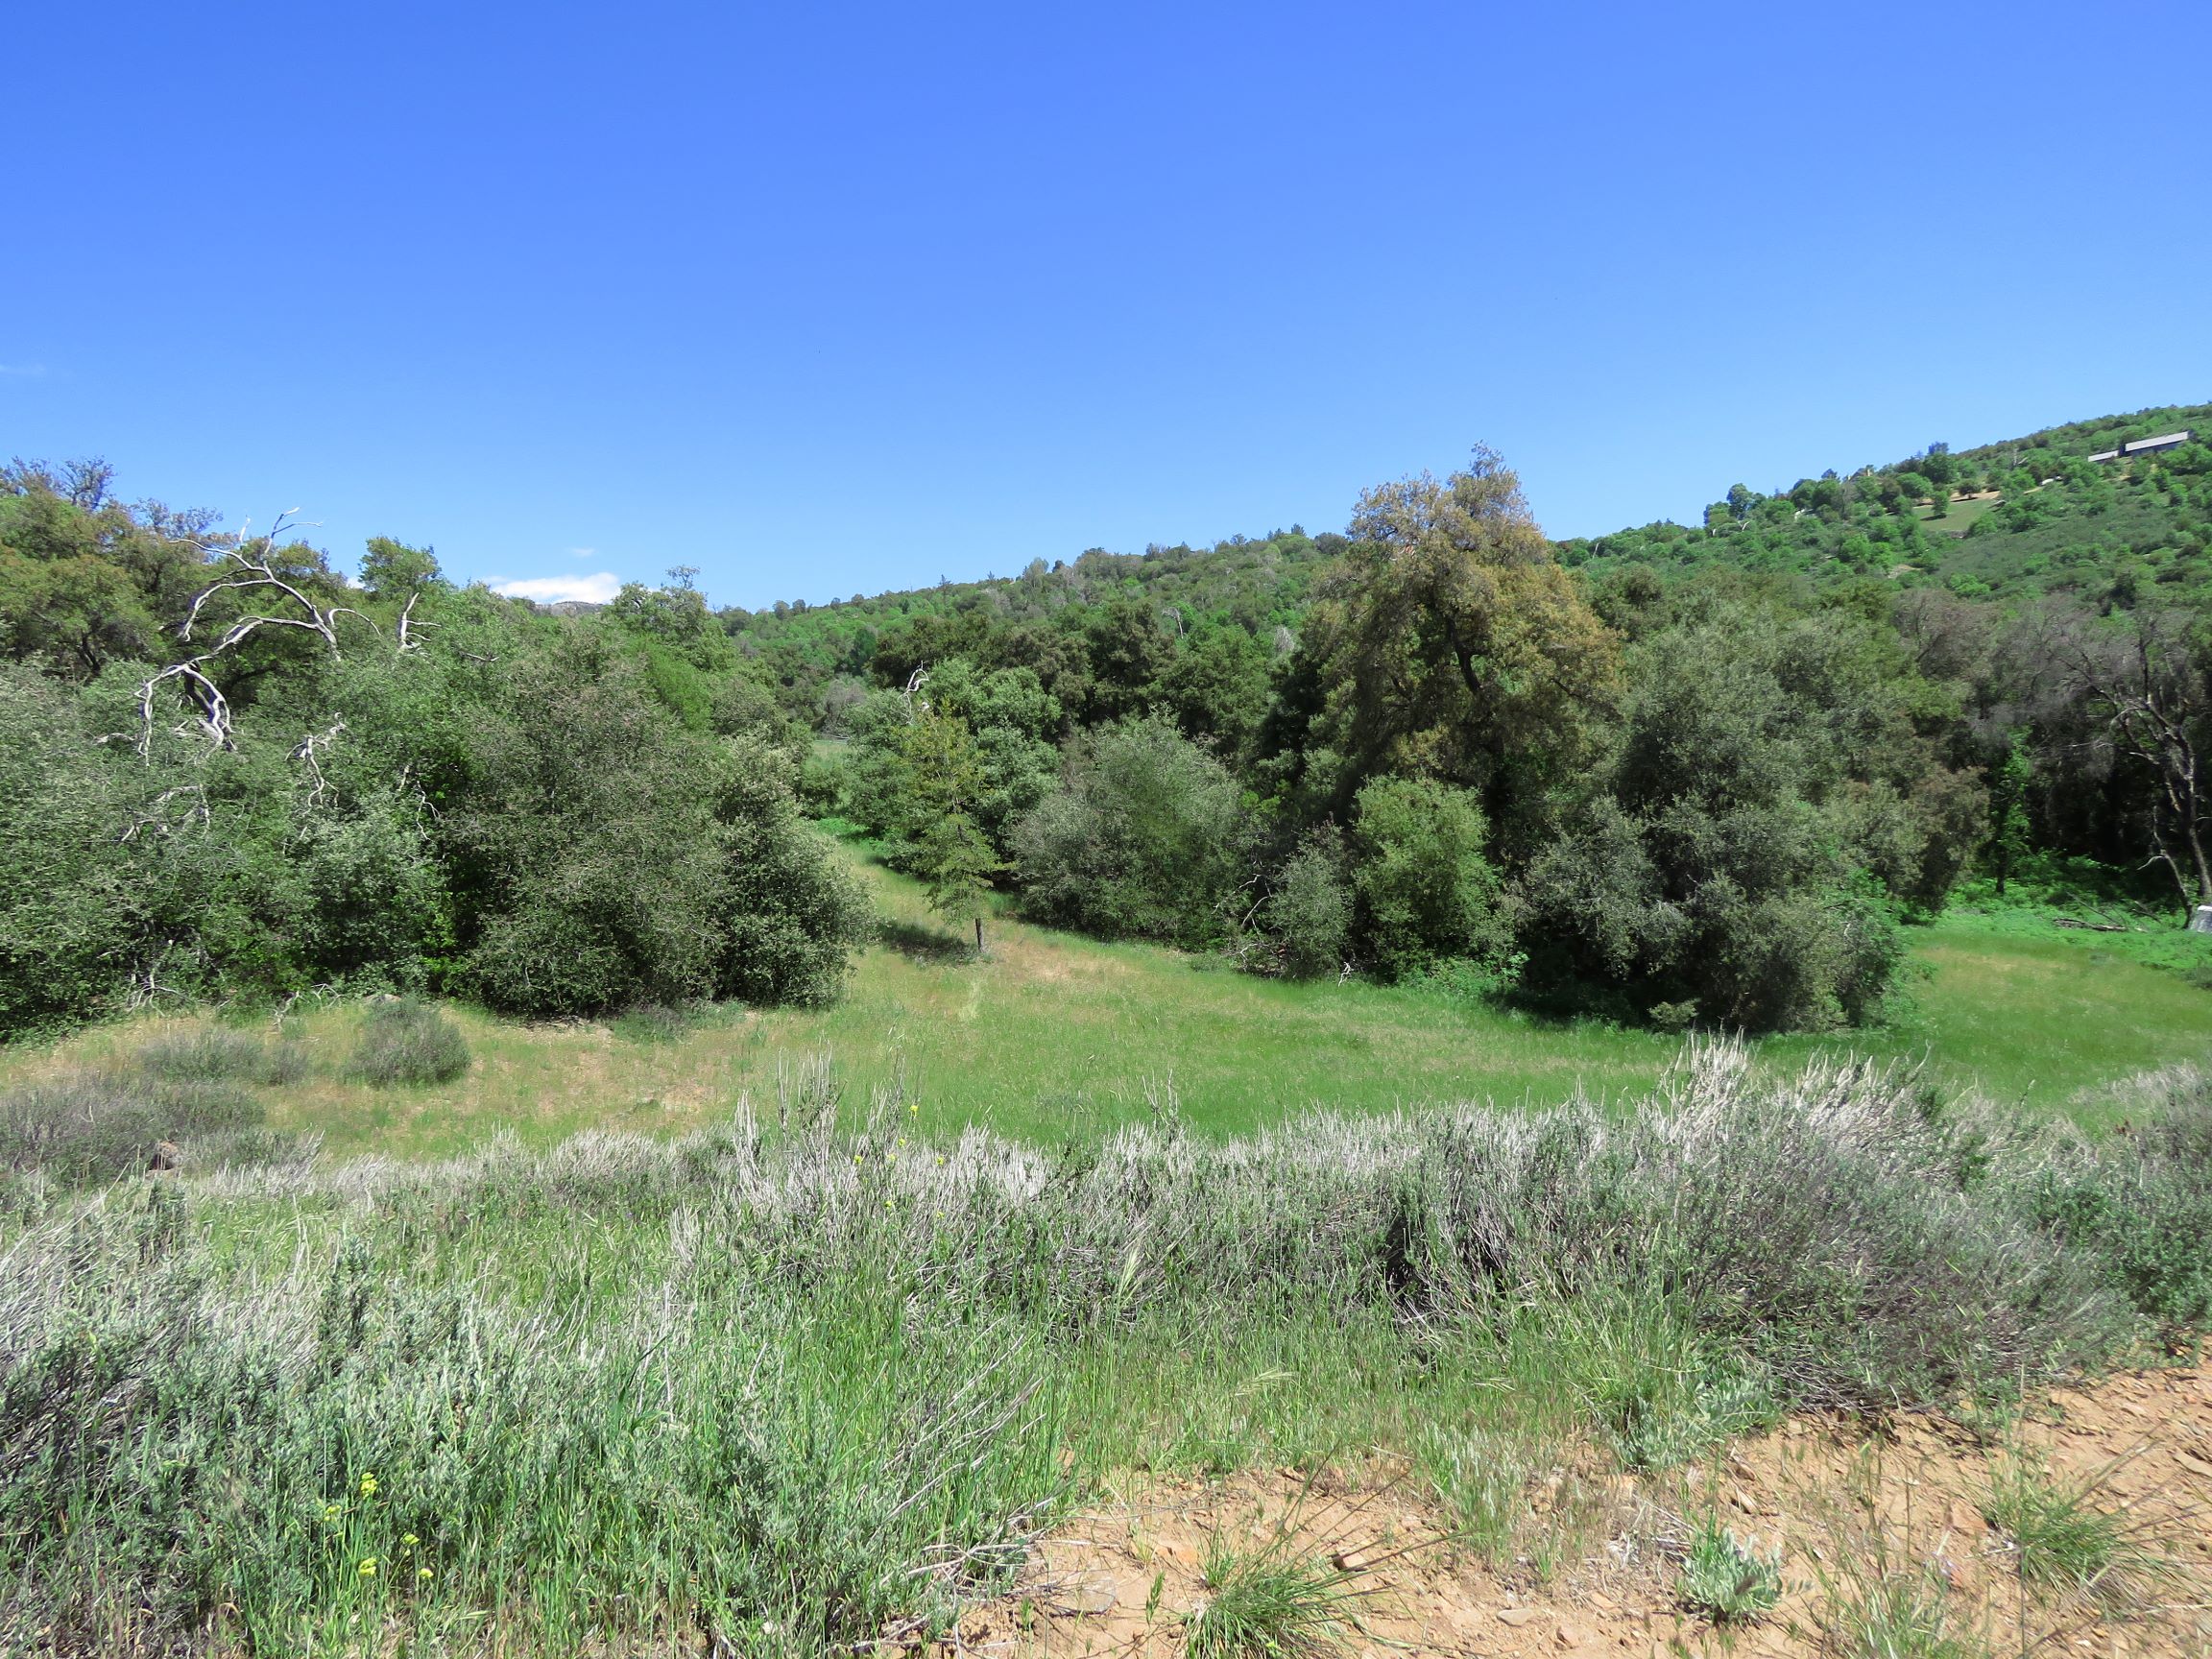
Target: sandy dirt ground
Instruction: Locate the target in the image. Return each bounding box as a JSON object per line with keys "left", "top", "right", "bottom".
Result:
{"left": 943, "top": 1364, "right": 2212, "bottom": 1659}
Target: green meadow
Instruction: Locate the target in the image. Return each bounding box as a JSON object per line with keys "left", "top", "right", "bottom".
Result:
{"left": 9, "top": 840, "right": 2205, "bottom": 1160}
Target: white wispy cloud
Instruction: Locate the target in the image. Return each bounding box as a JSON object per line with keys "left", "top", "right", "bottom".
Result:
{"left": 0, "top": 363, "right": 47, "bottom": 377}
{"left": 493, "top": 571, "right": 623, "bottom": 604}
{"left": 567, "top": 546, "right": 597, "bottom": 560}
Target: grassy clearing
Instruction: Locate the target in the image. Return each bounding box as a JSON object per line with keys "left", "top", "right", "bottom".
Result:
{"left": 1913, "top": 491, "right": 2005, "bottom": 536}
{"left": 2, "top": 846, "right": 2206, "bottom": 1157}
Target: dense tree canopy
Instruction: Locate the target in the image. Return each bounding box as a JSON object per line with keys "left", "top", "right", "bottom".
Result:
{"left": 0, "top": 466, "right": 867, "bottom": 1033}
{"left": 7, "top": 400, "right": 2208, "bottom": 1037}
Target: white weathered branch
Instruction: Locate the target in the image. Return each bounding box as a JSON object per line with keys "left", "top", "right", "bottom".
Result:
{"left": 291, "top": 718, "right": 349, "bottom": 809}
{"left": 131, "top": 514, "right": 409, "bottom": 759}
{"left": 118, "top": 784, "right": 211, "bottom": 843}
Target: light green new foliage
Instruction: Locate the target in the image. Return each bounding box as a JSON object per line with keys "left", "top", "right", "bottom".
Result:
{"left": 1349, "top": 776, "right": 1506, "bottom": 979}
{"left": 1676, "top": 1515, "right": 1781, "bottom": 1623}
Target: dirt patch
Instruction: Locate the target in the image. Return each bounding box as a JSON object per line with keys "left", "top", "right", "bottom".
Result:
{"left": 948, "top": 1365, "right": 2212, "bottom": 1657}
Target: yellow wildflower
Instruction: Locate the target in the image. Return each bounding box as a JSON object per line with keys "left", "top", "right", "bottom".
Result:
{"left": 418, "top": 1567, "right": 434, "bottom": 1581}
{"left": 359, "top": 1558, "right": 377, "bottom": 1577}
{"left": 401, "top": 1533, "right": 420, "bottom": 1548}
{"left": 359, "top": 1473, "right": 378, "bottom": 1498}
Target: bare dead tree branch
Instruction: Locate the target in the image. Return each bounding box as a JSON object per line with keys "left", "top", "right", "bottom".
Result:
{"left": 130, "top": 514, "right": 409, "bottom": 759}
{"left": 2037, "top": 606, "right": 2211, "bottom": 907}
{"left": 118, "top": 785, "right": 211, "bottom": 843}
{"left": 290, "top": 719, "right": 349, "bottom": 810}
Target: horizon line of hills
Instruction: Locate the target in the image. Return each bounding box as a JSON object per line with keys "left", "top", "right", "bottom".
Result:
{"left": 686, "top": 398, "right": 2210, "bottom": 716}
{"left": 616, "top": 397, "right": 2200, "bottom": 628}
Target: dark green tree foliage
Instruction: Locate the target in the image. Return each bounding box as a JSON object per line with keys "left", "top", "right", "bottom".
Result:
{"left": 0, "top": 479, "right": 870, "bottom": 1034}
{"left": 710, "top": 737, "right": 872, "bottom": 1004}
{"left": 839, "top": 663, "right": 1059, "bottom": 865}
{"left": 1986, "top": 733, "right": 2034, "bottom": 897}
{"left": 1012, "top": 716, "right": 1251, "bottom": 946}
{"left": 0, "top": 665, "right": 128, "bottom": 1030}
{"left": 11, "top": 398, "right": 2209, "bottom": 1040}
{"left": 1513, "top": 603, "right": 1971, "bottom": 1029}
{"left": 444, "top": 638, "right": 735, "bottom": 1013}
{"left": 415, "top": 630, "right": 867, "bottom": 1017}
{"left": 0, "top": 460, "right": 211, "bottom": 681}
{"left": 1287, "top": 450, "right": 1622, "bottom": 829}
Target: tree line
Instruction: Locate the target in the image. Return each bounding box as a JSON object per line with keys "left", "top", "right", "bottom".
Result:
{"left": 1, "top": 461, "right": 867, "bottom": 1037}
{"left": 5, "top": 410, "right": 2207, "bottom": 1039}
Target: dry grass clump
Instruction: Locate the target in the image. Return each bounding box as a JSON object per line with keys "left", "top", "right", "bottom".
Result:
{"left": 135, "top": 1024, "right": 310, "bottom": 1087}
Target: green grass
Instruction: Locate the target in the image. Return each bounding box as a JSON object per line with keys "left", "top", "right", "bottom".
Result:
{"left": 1913, "top": 492, "right": 2005, "bottom": 537}
{"left": 3, "top": 845, "right": 2205, "bottom": 1158}
{"left": 1184, "top": 1530, "right": 1358, "bottom": 1659}
{"left": 1980, "top": 1455, "right": 2175, "bottom": 1604}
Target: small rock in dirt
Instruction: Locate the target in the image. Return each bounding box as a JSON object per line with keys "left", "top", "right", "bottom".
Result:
{"left": 1332, "top": 1548, "right": 1372, "bottom": 1572}
{"left": 1496, "top": 1606, "right": 1540, "bottom": 1627}
{"left": 1050, "top": 1580, "right": 1118, "bottom": 1616}
{"left": 1552, "top": 1623, "right": 1585, "bottom": 1648}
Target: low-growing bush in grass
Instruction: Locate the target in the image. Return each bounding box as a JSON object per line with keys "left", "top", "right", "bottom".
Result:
{"left": 135, "top": 1025, "right": 313, "bottom": 1087}
{"left": 135, "top": 1026, "right": 267, "bottom": 1082}
{"left": 1811, "top": 1555, "right": 1982, "bottom": 1659}
{"left": 1676, "top": 1515, "right": 1781, "bottom": 1623}
{"left": 348, "top": 999, "right": 471, "bottom": 1086}
{"left": 1185, "top": 1532, "right": 1357, "bottom": 1659}
{"left": 0, "top": 1070, "right": 291, "bottom": 1185}
{"left": 1980, "top": 1455, "right": 2175, "bottom": 1605}
{"left": 2030, "top": 1064, "right": 2212, "bottom": 1330}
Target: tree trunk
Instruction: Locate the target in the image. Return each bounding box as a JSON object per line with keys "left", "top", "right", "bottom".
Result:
{"left": 974, "top": 916, "right": 985, "bottom": 956}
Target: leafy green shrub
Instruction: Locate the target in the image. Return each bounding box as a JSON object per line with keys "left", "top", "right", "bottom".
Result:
{"left": 1263, "top": 837, "right": 1351, "bottom": 979}
{"left": 2032, "top": 1065, "right": 2212, "bottom": 1328}
{"left": 348, "top": 1000, "right": 470, "bottom": 1087}
{"left": 1013, "top": 717, "right": 1250, "bottom": 947}
{"left": 0, "top": 664, "right": 128, "bottom": 1036}
{"left": 1676, "top": 1516, "right": 1781, "bottom": 1623}
{"left": 1348, "top": 777, "right": 1508, "bottom": 979}
{"left": 1598, "top": 1350, "right": 1776, "bottom": 1472}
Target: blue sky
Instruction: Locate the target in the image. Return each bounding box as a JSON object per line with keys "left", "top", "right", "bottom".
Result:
{"left": 6, "top": 2, "right": 2208, "bottom": 610}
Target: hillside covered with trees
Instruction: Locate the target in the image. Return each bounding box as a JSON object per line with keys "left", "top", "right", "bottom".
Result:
{"left": 4, "top": 399, "right": 2208, "bottom": 1038}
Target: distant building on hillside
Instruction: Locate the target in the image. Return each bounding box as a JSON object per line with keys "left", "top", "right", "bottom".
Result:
{"left": 2089, "top": 429, "right": 2193, "bottom": 464}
